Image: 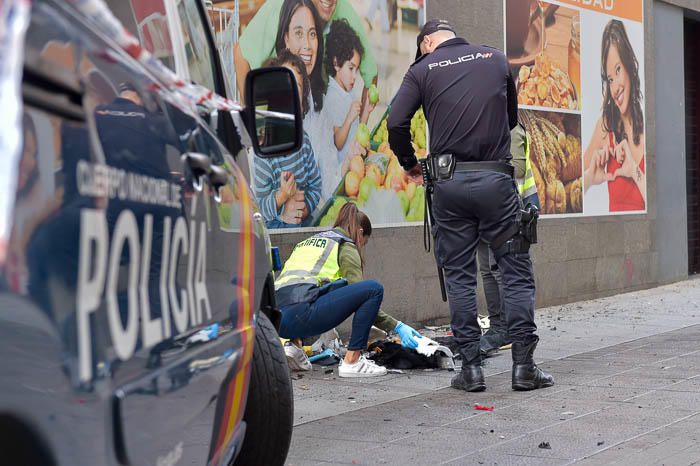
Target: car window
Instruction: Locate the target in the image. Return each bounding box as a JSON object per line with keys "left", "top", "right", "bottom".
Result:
{"left": 175, "top": 0, "right": 217, "bottom": 91}
{"left": 104, "top": 0, "right": 176, "bottom": 72}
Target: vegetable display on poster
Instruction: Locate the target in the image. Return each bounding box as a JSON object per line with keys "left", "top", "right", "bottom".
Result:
{"left": 505, "top": 0, "right": 646, "bottom": 216}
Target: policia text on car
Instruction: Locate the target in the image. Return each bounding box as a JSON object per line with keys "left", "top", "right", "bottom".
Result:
{"left": 387, "top": 19, "right": 553, "bottom": 392}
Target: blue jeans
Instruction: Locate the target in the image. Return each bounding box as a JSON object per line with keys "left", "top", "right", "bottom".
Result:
{"left": 279, "top": 280, "right": 384, "bottom": 350}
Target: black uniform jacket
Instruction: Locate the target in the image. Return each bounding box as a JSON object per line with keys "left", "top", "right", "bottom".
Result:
{"left": 388, "top": 38, "right": 518, "bottom": 170}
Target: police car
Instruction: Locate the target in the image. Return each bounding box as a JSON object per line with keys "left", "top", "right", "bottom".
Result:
{"left": 1, "top": 0, "right": 302, "bottom": 464}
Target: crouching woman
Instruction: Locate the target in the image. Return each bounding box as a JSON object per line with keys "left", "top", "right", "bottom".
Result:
{"left": 276, "top": 203, "right": 422, "bottom": 377}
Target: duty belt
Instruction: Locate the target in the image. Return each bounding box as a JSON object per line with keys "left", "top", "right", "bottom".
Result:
{"left": 429, "top": 154, "right": 514, "bottom": 183}
{"left": 454, "top": 161, "right": 514, "bottom": 177}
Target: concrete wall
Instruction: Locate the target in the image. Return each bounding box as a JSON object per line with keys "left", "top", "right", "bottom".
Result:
{"left": 270, "top": 0, "right": 695, "bottom": 327}
{"left": 272, "top": 226, "right": 449, "bottom": 325}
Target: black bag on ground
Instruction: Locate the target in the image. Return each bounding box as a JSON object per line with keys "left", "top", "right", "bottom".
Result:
{"left": 367, "top": 341, "right": 440, "bottom": 370}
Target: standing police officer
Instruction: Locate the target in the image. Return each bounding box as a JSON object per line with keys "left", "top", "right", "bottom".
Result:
{"left": 387, "top": 19, "right": 553, "bottom": 392}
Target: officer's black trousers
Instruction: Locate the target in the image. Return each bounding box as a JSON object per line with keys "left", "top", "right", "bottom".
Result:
{"left": 432, "top": 171, "right": 538, "bottom": 365}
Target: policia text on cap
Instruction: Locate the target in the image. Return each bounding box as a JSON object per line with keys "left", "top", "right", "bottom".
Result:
{"left": 387, "top": 19, "right": 553, "bottom": 392}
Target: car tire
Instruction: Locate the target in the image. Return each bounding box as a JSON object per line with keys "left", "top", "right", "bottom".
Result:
{"left": 233, "top": 311, "right": 293, "bottom": 466}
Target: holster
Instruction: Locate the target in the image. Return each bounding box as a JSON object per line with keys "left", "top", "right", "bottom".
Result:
{"left": 429, "top": 153, "right": 456, "bottom": 182}
{"left": 492, "top": 204, "right": 539, "bottom": 260}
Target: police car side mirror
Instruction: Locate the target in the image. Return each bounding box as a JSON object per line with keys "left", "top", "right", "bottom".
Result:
{"left": 244, "top": 67, "right": 303, "bottom": 158}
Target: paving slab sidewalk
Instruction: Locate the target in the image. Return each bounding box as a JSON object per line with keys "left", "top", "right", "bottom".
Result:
{"left": 288, "top": 279, "right": 700, "bottom": 466}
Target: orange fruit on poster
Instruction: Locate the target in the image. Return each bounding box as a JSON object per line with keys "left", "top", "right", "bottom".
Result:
{"left": 345, "top": 171, "right": 361, "bottom": 198}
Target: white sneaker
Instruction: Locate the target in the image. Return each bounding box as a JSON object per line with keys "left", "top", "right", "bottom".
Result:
{"left": 284, "top": 342, "right": 311, "bottom": 371}
{"left": 338, "top": 355, "right": 387, "bottom": 378}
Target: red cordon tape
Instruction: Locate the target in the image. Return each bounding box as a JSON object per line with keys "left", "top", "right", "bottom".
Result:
{"left": 474, "top": 404, "right": 494, "bottom": 411}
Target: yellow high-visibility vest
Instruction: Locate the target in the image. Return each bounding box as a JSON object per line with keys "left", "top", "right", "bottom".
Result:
{"left": 275, "top": 230, "right": 352, "bottom": 291}
{"left": 517, "top": 130, "right": 537, "bottom": 199}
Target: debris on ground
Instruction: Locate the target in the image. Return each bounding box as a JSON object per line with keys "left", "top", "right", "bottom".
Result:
{"left": 308, "top": 348, "right": 340, "bottom": 364}
{"left": 419, "top": 325, "right": 453, "bottom": 339}
{"left": 538, "top": 441, "right": 552, "bottom": 449}
{"left": 474, "top": 404, "right": 494, "bottom": 411}
{"left": 311, "top": 328, "right": 343, "bottom": 355}
{"left": 412, "top": 336, "right": 457, "bottom": 370}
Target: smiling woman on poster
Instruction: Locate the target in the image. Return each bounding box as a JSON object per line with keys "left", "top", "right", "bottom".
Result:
{"left": 583, "top": 19, "right": 646, "bottom": 212}
{"left": 233, "top": 0, "right": 378, "bottom": 114}
{"left": 275, "top": 0, "right": 326, "bottom": 114}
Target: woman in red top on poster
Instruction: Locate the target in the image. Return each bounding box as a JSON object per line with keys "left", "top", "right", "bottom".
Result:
{"left": 583, "top": 19, "right": 646, "bottom": 212}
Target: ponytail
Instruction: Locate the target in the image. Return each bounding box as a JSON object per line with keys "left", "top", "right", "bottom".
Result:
{"left": 333, "top": 203, "right": 372, "bottom": 270}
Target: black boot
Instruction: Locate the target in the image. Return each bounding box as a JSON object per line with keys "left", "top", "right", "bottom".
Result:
{"left": 451, "top": 364, "right": 486, "bottom": 392}
{"left": 511, "top": 340, "right": 554, "bottom": 391}
{"left": 452, "top": 344, "right": 486, "bottom": 392}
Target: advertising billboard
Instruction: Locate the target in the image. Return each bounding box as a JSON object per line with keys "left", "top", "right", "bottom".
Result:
{"left": 505, "top": 0, "right": 646, "bottom": 216}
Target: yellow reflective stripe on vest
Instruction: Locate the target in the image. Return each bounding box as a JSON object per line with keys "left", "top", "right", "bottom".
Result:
{"left": 517, "top": 132, "right": 537, "bottom": 198}
{"left": 275, "top": 234, "right": 344, "bottom": 290}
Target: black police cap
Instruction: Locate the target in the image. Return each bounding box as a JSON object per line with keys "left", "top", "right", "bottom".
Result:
{"left": 415, "top": 19, "right": 455, "bottom": 60}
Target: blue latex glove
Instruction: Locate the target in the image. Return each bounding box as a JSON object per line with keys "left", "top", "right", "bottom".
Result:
{"left": 395, "top": 322, "right": 421, "bottom": 349}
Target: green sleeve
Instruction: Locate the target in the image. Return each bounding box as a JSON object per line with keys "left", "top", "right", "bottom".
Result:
{"left": 338, "top": 243, "right": 363, "bottom": 284}
{"left": 373, "top": 310, "right": 398, "bottom": 333}
{"left": 333, "top": 0, "right": 378, "bottom": 86}
{"left": 338, "top": 243, "right": 398, "bottom": 332}
{"left": 510, "top": 124, "right": 527, "bottom": 179}
{"left": 238, "top": 0, "right": 283, "bottom": 70}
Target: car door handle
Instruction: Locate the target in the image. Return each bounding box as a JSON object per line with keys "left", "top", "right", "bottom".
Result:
{"left": 209, "top": 165, "right": 229, "bottom": 203}
{"left": 181, "top": 152, "right": 211, "bottom": 191}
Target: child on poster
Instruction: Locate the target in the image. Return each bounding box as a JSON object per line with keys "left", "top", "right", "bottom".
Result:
{"left": 322, "top": 19, "right": 374, "bottom": 199}
{"left": 254, "top": 50, "right": 322, "bottom": 229}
